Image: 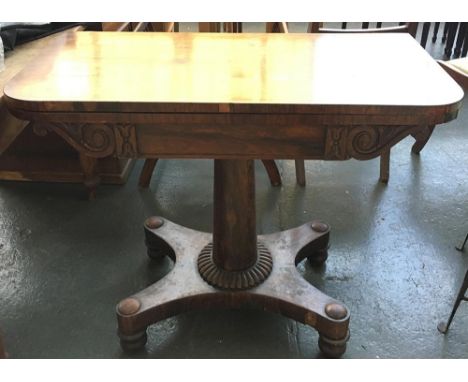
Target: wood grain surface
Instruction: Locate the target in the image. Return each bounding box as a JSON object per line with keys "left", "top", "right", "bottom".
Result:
{"left": 4, "top": 31, "right": 463, "bottom": 118}
{"left": 0, "top": 28, "right": 83, "bottom": 154}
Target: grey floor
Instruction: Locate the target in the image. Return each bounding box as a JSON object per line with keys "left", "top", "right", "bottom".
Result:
{"left": 0, "top": 23, "right": 467, "bottom": 359}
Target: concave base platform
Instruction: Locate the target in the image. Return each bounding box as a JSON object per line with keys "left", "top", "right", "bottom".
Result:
{"left": 116, "top": 217, "right": 350, "bottom": 358}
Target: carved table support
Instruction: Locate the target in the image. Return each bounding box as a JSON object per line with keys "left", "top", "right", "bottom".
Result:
{"left": 213, "top": 160, "right": 257, "bottom": 272}
{"left": 44, "top": 122, "right": 137, "bottom": 198}
{"left": 116, "top": 160, "right": 350, "bottom": 357}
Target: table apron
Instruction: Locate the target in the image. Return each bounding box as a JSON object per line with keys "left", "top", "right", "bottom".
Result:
{"left": 33, "top": 119, "right": 425, "bottom": 161}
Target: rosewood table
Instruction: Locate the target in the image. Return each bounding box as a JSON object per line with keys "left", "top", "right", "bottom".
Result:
{"left": 4, "top": 31, "right": 463, "bottom": 357}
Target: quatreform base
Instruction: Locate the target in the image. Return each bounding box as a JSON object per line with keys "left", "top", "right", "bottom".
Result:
{"left": 116, "top": 217, "right": 350, "bottom": 358}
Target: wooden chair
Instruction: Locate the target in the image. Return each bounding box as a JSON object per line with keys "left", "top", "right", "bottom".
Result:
{"left": 138, "top": 22, "right": 283, "bottom": 188}
{"left": 306, "top": 22, "right": 436, "bottom": 183}
{"left": 436, "top": 56, "right": 468, "bottom": 334}
{"left": 265, "top": 22, "right": 306, "bottom": 186}
{"left": 442, "top": 23, "right": 468, "bottom": 59}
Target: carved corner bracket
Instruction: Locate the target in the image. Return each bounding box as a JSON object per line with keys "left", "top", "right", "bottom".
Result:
{"left": 324, "top": 125, "right": 420, "bottom": 160}
{"left": 41, "top": 123, "right": 138, "bottom": 158}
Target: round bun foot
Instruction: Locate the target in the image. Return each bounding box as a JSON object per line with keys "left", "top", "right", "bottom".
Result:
{"left": 318, "top": 332, "right": 349, "bottom": 358}
{"left": 307, "top": 249, "right": 328, "bottom": 267}
{"left": 119, "top": 330, "right": 148, "bottom": 353}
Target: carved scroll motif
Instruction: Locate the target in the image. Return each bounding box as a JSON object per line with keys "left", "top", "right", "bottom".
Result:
{"left": 325, "top": 125, "right": 420, "bottom": 160}
{"left": 32, "top": 122, "right": 50, "bottom": 137}
{"left": 50, "top": 123, "right": 115, "bottom": 158}
{"left": 49, "top": 123, "right": 137, "bottom": 158}
{"left": 347, "top": 125, "right": 417, "bottom": 160}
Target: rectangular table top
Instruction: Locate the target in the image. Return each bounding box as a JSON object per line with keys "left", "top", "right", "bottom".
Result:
{"left": 4, "top": 31, "right": 464, "bottom": 118}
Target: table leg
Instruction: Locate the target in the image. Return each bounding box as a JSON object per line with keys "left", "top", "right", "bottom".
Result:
{"left": 116, "top": 159, "right": 350, "bottom": 357}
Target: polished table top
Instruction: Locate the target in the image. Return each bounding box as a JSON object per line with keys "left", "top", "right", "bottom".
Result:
{"left": 4, "top": 31, "right": 464, "bottom": 118}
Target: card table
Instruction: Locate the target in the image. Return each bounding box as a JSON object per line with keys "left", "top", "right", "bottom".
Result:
{"left": 4, "top": 31, "right": 463, "bottom": 357}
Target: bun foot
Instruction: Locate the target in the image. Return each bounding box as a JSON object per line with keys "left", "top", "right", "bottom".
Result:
{"left": 118, "top": 329, "right": 148, "bottom": 353}
{"left": 318, "top": 331, "right": 349, "bottom": 358}
{"left": 307, "top": 249, "right": 328, "bottom": 267}
{"left": 144, "top": 217, "right": 176, "bottom": 260}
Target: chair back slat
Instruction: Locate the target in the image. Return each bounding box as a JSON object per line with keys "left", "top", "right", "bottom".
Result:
{"left": 102, "top": 22, "right": 150, "bottom": 32}
{"left": 130, "top": 22, "right": 149, "bottom": 32}
{"left": 199, "top": 22, "right": 221, "bottom": 32}
{"left": 149, "top": 22, "right": 176, "bottom": 32}
{"left": 308, "top": 22, "right": 418, "bottom": 38}
{"left": 224, "top": 22, "right": 242, "bottom": 33}
{"left": 318, "top": 25, "right": 409, "bottom": 34}
{"left": 266, "top": 22, "right": 288, "bottom": 34}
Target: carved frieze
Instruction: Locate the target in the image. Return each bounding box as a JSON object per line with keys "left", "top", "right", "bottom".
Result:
{"left": 325, "top": 125, "right": 419, "bottom": 160}
{"left": 46, "top": 123, "right": 137, "bottom": 158}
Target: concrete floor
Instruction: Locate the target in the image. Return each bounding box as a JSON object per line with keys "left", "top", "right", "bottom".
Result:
{"left": 0, "top": 23, "right": 467, "bottom": 359}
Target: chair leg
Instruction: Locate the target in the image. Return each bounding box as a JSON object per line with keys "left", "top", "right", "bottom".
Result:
{"left": 295, "top": 159, "right": 306, "bottom": 186}
{"left": 0, "top": 331, "right": 6, "bottom": 359}
{"left": 379, "top": 149, "right": 390, "bottom": 184}
{"left": 79, "top": 153, "right": 99, "bottom": 200}
{"left": 140, "top": 159, "right": 281, "bottom": 188}
{"left": 456, "top": 232, "right": 468, "bottom": 252}
{"left": 139, "top": 159, "right": 159, "bottom": 188}
{"left": 438, "top": 269, "right": 468, "bottom": 333}
{"left": 261, "top": 160, "right": 282, "bottom": 186}
{"left": 411, "top": 125, "right": 435, "bottom": 155}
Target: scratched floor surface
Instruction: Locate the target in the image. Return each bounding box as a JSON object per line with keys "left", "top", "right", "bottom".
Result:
{"left": 0, "top": 23, "right": 467, "bottom": 358}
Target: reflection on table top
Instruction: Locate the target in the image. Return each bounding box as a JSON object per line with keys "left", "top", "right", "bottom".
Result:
{"left": 4, "top": 31, "right": 464, "bottom": 115}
